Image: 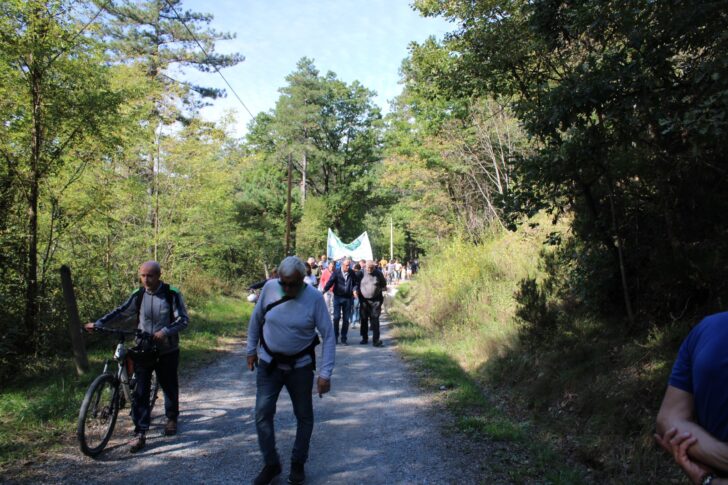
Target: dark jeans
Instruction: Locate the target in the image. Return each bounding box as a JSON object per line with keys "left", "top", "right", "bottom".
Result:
{"left": 255, "top": 361, "right": 315, "bottom": 465}
{"left": 360, "top": 299, "right": 382, "bottom": 343}
{"left": 132, "top": 349, "right": 179, "bottom": 433}
{"left": 332, "top": 295, "right": 352, "bottom": 341}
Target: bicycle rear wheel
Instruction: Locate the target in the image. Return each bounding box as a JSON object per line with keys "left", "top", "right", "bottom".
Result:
{"left": 78, "top": 373, "right": 119, "bottom": 457}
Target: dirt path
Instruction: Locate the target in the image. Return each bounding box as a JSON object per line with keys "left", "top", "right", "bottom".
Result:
{"left": 14, "top": 304, "right": 502, "bottom": 484}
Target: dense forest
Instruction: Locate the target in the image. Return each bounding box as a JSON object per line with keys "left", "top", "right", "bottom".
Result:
{"left": 1, "top": 0, "right": 727, "bottom": 481}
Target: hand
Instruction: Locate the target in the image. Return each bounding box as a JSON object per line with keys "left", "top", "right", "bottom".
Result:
{"left": 317, "top": 377, "right": 331, "bottom": 397}
{"left": 247, "top": 355, "right": 257, "bottom": 371}
{"left": 84, "top": 322, "right": 96, "bottom": 333}
{"left": 655, "top": 428, "right": 713, "bottom": 485}
{"left": 153, "top": 330, "right": 166, "bottom": 342}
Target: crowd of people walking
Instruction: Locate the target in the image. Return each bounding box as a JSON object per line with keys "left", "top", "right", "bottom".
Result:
{"left": 88, "top": 254, "right": 417, "bottom": 484}
{"left": 244, "top": 254, "right": 407, "bottom": 484}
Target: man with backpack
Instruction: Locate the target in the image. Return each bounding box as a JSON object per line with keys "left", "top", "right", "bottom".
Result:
{"left": 247, "top": 256, "right": 336, "bottom": 485}
{"left": 355, "top": 260, "right": 387, "bottom": 347}
{"left": 85, "top": 260, "right": 189, "bottom": 453}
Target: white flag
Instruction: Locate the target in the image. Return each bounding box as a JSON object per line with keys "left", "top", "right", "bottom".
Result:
{"left": 326, "top": 228, "right": 373, "bottom": 261}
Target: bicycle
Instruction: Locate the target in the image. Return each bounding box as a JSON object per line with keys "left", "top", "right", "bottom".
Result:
{"left": 77, "top": 327, "right": 159, "bottom": 457}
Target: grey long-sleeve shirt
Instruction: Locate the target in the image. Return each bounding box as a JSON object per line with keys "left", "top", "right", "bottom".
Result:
{"left": 94, "top": 283, "right": 189, "bottom": 355}
{"left": 246, "top": 279, "right": 336, "bottom": 380}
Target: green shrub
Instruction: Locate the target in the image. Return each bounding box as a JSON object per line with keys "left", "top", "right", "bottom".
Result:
{"left": 390, "top": 214, "right": 691, "bottom": 483}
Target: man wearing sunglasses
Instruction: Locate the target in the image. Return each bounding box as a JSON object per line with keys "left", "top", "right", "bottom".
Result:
{"left": 246, "top": 256, "right": 336, "bottom": 485}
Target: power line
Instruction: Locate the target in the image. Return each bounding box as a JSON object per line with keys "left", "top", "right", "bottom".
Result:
{"left": 49, "top": 0, "right": 112, "bottom": 66}
{"left": 162, "top": 0, "right": 255, "bottom": 121}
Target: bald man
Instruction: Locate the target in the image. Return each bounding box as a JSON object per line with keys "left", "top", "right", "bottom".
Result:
{"left": 85, "top": 261, "right": 189, "bottom": 453}
{"left": 355, "top": 260, "right": 387, "bottom": 346}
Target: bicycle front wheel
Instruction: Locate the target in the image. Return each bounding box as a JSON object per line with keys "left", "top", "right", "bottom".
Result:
{"left": 78, "top": 373, "right": 119, "bottom": 457}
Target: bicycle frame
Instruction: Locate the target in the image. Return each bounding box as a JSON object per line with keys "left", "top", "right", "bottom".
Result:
{"left": 101, "top": 338, "right": 133, "bottom": 404}
{"left": 95, "top": 326, "right": 159, "bottom": 413}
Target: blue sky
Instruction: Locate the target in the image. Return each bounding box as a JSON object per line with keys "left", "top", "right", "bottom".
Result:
{"left": 180, "top": 0, "right": 454, "bottom": 136}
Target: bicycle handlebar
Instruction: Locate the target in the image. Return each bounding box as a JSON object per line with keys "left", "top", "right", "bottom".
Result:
{"left": 92, "top": 327, "right": 139, "bottom": 337}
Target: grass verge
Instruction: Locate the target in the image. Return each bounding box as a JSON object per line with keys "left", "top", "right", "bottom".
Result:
{"left": 391, "top": 313, "right": 588, "bottom": 484}
{"left": 390, "top": 217, "right": 690, "bottom": 484}
{"left": 0, "top": 294, "right": 251, "bottom": 471}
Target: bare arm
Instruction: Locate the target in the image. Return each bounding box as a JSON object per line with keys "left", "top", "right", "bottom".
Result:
{"left": 656, "top": 430, "right": 728, "bottom": 485}
{"left": 656, "top": 385, "right": 728, "bottom": 472}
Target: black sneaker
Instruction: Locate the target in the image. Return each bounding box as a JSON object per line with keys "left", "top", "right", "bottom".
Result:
{"left": 373, "top": 340, "right": 383, "bottom": 347}
{"left": 288, "top": 462, "right": 305, "bottom": 484}
{"left": 341, "top": 339, "right": 348, "bottom": 345}
{"left": 254, "top": 463, "right": 282, "bottom": 485}
{"left": 359, "top": 339, "right": 368, "bottom": 345}
{"left": 129, "top": 433, "right": 146, "bottom": 453}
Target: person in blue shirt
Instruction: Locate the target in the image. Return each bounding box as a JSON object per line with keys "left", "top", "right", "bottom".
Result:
{"left": 655, "top": 312, "right": 728, "bottom": 485}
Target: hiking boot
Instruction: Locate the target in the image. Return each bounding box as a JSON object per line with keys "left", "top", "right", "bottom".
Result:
{"left": 253, "top": 463, "right": 282, "bottom": 485}
{"left": 288, "top": 462, "right": 305, "bottom": 485}
{"left": 359, "top": 339, "right": 368, "bottom": 345}
{"left": 164, "top": 418, "right": 177, "bottom": 436}
{"left": 373, "top": 340, "right": 383, "bottom": 347}
{"left": 129, "top": 433, "right": 146, "bottom": 453}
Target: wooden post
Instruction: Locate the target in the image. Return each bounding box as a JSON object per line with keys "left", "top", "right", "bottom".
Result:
{"left": 60, "top": 265, "right": 89, "bottom": 375}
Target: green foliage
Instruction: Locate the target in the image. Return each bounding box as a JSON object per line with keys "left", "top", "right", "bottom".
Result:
{"left": 0, "top": 0, "right": 248, "bottom": 383}
{"left": 234, "top": 150, "right": 291, "bottom": 278}
{"left": 240, "top": 58, "right": 384, "bottom": 264}
{"left": 0, "top": 0, "right": 125, "bottom": 361}
{"left": 384, "top": 60, "right": 529, "bottom": 256}
{"left": 394, "top": 222, "right": 691, "bottom": 482}
{"left": 0, "top": 295, "right": 250, "bottom": 468}
{"left": 295, "top": 197, "right": 329, "bottom": 258}
{"left": 409, "top": 0, "right": 728, "bottom": 323}
{"left": 101, "top": 0, "right": 244, "bottom": 107}
{"left": 515, "top": 277, "right": 556, "bottom": 343}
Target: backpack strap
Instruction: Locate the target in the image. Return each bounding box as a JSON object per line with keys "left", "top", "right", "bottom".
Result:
{"left": 166, "top": 285, "right": 177, "bottom": 325}
{"left": 259, "top": 291, "right": 320, "bottom": 371}
{"left": 134, "top": 286, "right": 145, "bottom": 325}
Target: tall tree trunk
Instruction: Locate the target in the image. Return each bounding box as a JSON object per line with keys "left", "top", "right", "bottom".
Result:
{"left": 285, "top": 155, "right": 293, "bottom": 255}
{"left": 300, "top": 150, "right": 307, "bottom": 205}
{"left": 24, "top": 63, "right": 43, "bottom": 350}
{"left": 149, "top": 11, "right": 161, "bottom": 259}
{"left": 608, "top": 186, "right": 635, "bottom": 327}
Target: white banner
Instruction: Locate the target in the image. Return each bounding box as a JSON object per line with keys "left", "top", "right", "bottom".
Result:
{"left": 326, "top": 228, "right": 373, "bottom": 261}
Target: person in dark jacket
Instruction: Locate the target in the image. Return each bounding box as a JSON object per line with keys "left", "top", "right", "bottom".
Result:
{"left": 322, "top": 258, "right": 357, "bottom": 344}
{"left": 355, "top": 260, "right": 387, "bottom": 346}
{"left": 84, "top": 261, "right": 189, "bottom": 452}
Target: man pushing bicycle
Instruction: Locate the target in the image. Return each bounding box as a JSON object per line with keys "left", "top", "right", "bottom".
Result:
{"left": 84, "top": 260, "right": 189, "bottom": 453}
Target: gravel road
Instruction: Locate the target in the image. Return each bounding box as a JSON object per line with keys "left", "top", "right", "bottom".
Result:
{"left": 14, "top": 305, "right": 499, "bottom": 484}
